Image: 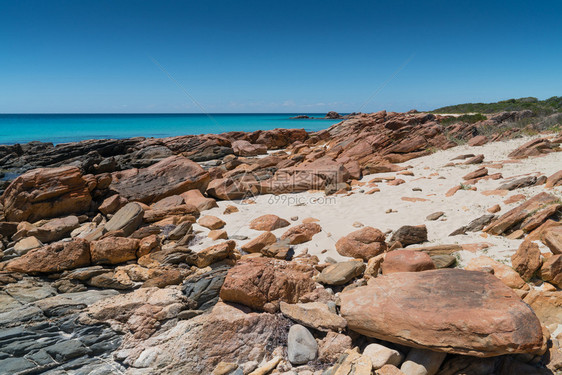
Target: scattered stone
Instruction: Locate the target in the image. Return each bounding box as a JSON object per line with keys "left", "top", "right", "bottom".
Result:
{"left": 466, "top": 255, "right": 528, "bottom": 290}
{"left": 539, "top": 255, "right": 562, "bottom": 288}
{"left": 223, "top": 205, "right": 239, "bottom": 214}
{"left": 463, "top": 154, "right": 484, "bottom": 164}
{"left": 198, "top": 215, "right": 226, "bottom": 230}
{"left": 241, "top": 232, "right": 277, "bottom": 253}
{"left": 463, "top": 167, "right": 488, "bottom": 180}
{"left": 545, "top": 170, "right": 562, "bottom": 188}
{"left": 511, "top": 240, "right": 542, "bottom": 281}
{"left": 318, "top": 331, "right": 353, "bottom": 363}
{"left": 317, "top": 260, "right": 365, "bottom": 286}
{"left": 14, "top": 236, "right": 43, "bottom": 255}
{"left": 90, "top": 237, "right": 140, "bottom": 265}
{"left": 287, "top": 324, "right": 318, "bottom": 365}
{"left": 426, "top": 212, "right": 444, "bottom": 221}
{"left": 280, "top": 223, "right": 322, "bottom": 245}
{"left": 194, "top": 240, "right": 236, "bottom": 268}
{"left": 542, "top": 226, "right": 562, "bottom": 254}
{"left": 487, "top": 204, "right": 501, "bottom": 213}
{"left": 99, "top": 194, "right": 128, "bottom": 215}
{"left": 498, "top": 176, "right": 537, "bottom": 191}
{"left": 181, "top": 189, "right": 218, "bottom": 211}
{"left": 335, "top": 226, "right": 387, "bottom": 261}
{"left": 249, "top": 214, "right": 290, "bottom": 231}
{"left": 390, "top": 225, "right": 427, "bottom": 246}
{"left": 340, "top": 269, "right": 545, "bottom": 356}
{"left": 208, "top": 229, "right": 228, "bottom": 241}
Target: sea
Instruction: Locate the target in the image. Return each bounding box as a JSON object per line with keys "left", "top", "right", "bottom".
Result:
{"left": 0, "top": 113, "right": 341, "bottom": 145}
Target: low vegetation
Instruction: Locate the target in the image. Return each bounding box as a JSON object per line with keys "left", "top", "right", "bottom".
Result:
{"left": 432, "top": 96, "right": 562, "bottom": 115}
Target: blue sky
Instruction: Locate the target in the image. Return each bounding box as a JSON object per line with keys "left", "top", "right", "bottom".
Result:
{"left": 1, "top": 0, "right": 561, "bottom": 113}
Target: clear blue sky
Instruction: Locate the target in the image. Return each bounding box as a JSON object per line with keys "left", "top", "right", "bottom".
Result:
{"left": 1, "top": 0, "right": 561, "bottom": 113}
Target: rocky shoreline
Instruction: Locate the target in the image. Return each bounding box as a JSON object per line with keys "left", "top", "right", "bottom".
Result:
{"left": 0, "top": 110, "right": 561, "bottom": 374}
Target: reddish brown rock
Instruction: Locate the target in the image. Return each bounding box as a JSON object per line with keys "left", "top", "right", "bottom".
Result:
{"left": 231, "top": 140, "right": 267, "bottom": 156}
{"left": 340, "top": 269, "right": 545, "bottom": 357}
{"left": 143, "top": 204, "right": 198, "bottom": 224}
{"left": 249, "top": 214, "right": 290, "bottom": 231}
{"left": 241, "top": 232, "right": 277, "bottom": 253}
{"left": 180, "top": 189, "right": 218, "bottom": 211}
{"left": 110, "top": 155, "right": 210, "bottom": 204}
{"left": 511, "top": 241, "right": 542, "bottom": 281}
{"left": 205, "top": 177, "right": 246, "bottom": 200}
{"left": 281, "top": 223, "right": 322, "bottom": 244}
{"left": 545, "top": 170, "right": 562, "bottom": 188}
{"left": 198, "top": 215, "right": 226, "bottom": 230}
{"left": 523, "top": 290, "right": 562, "bottom": 327}
{"left": 219, "top": 257, "right": 316, "bottom": 312}
{"left": 466, "top": 255, "right": 528, "bottom": 290}
{"left": 335, "top": 227, "right": 387, "bottom": 261}
{"left": 542, "top": 226, "right": 562, "bottom": 254}
{"left": 484, "top": 192, "right": 560, "bottom": 235}
{"left": 540, "top": 255, "right": 562, "bottom": 288}
{"left": 463, "top": 167, "right": 488, "bottom": 181}
{"left": 468, "top": 135, "right": 488, "bottom": 146}
{"left": 508, "top": 138, "right": 554, "bottom": 159}
{"left": 382, "top": 250, "right": 435, "bottom": 274}
{"left": 193, "top": 240, "right": 236, "bottom": 268}
{"left": 2, "top": 166, "right": 92, "bottom": 222}
{"left": 90, "top": 237, "right": 140, "bottom": 265}
{"left": 151, "top": 195, "right": 184, "bottom": 210}
{"left": 98, "top": 194, "right": 128, "bottom": 215}
{"left": 6, "top": 239, "right": 90, "bottom": 274}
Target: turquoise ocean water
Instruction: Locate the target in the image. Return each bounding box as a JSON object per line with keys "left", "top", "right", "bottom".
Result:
{"left": 0, "top": 114, "right": 341, "bottom": 145}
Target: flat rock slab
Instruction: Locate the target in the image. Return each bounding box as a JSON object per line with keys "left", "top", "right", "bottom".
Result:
{"left": 340, "top": 269, "right": 545, "bottom": 357}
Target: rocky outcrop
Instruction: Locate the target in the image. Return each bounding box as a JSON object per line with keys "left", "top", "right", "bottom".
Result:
{"left": 340, "top": 269, "right": 545, "bottom": 357}
{"left": 110, "top": 155, "right": 210, "bottom": 204}
{"left": 2, "top": 166, "right": 92, "bottom": 222}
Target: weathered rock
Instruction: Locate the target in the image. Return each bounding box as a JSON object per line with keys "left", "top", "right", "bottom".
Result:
{"left": 231, "top": 140, "right": 267, "bottom": 156}
{"left": 198, "top": 215, "right": 226, "bottom": 230}
{"left": 498, "top": 176, "right": 537, "bottom": 191}
{"left": 143, "top": 204, "right": 199, "bottom": 223}
{"left": 390, "top": 225, "right": 427, "bottom": 246}
{"left": 208, "top": 229, "right": 228, "bottom": 241}
{"left": 324, "top": 349, "right": 372, "bottom": 375}
{"left": 219, "top": 257, "right": 315, "bottom": 312}
{"left": 336, "top": 226, "right": 387, "bottom": 261}
{"left": 194, "top": 240, "right": 236, "bottom": 268}
{"left": 280, "top": 301, "right": 346, "bottom": 332}
{"left": 6, "top": 239, "right": 90, "bottom": 274}
{"left": 104, "top": 202, "right": 144, "bottom": 236}
{"left": 181, "top": 189, "right": 218, "bottom": 211}
{"left": 539, "top": 254, "right": 562, "bottom": 287}
{"left": 545, "top": 170, "right": 562, "bottom": 188}
{"left": 182, "top": 264, "right": 230, "bottom": 310}
{"left": 98, "top": 194, "right": 127, "bottom": 215}
{"left": 14, "top": 236, "right": 43, "bottom": 255}
{"left": 511, "top": 240, "right": 542, "bottom": 281}
{"left": 382, "top": 250, "right": 435, "bottom": 274}
{"left": 115, "top": 302, "right": 289, "bottom": 374}
{"left": 317, "top": 260, "right": 365, "bottom": 286}
{"left": 426, "top": 212, "right": 444, "bottom": 221}
{"left": 542, "top": 226, "right": 562, "bottom": 254}
{"left": 523, "top": 290, "right": 562, "bottom": 327}
{"left": 2, "top": 166, "right": 92, "bottom": 222}
{"left": 90, "top": 237, "right": 140, "bottom": 265}
{"left": 287, "top": 324, "right": 318, "bottom": 365}
{"left": 206, "top": 177, "right": 247, "bottom": 200}
{"left": 241, "top": 232, "right": 277, "bottom": 253}
{"left": 484, "top": 192, "right": 559, "bottom": 235}
{"left": 249, "top": 214, "right": 290, "bottom": 231}
{"left": 463, "top": 167, "right": 488, "bottom": 181}
{"left": 363, "top": 343, "right": 404, "bottom": 370}
{"left": 340, "top": 269, "right": 545, "bottom": 357}
{"left": 508, "top": 138, "right": 554, "bottom": 159}
{"left": 400, "top": 348, "right": 446, "bottom": 375}
{"left": 318, "top": 331, "right": 353, "bottom": 363}
{"left": 110, "top": 155, "right": 210, "bottom": 204}
{"left": 466, "top": 255, "right": 528, "bottom": 290}
{"left": 29, "top": 215, "right": 81, "bottom": 243}
{"left": 280, "top": 223, "right": 322, "bottom": 244}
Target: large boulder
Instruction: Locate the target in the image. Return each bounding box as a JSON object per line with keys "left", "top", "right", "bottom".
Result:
{"left": 335, "top": 227, "right": 387, "bottom": 260}
{"left": 249, "top": 214, "right": 290, "bottom": 231}
{"left": 6, "top": 239, "right": 91, "bottom": 274}
{"left": 381, "top": 250, "right": 435, "bottom": 274}
{"left": 90, "top": 237, "right": 140, "bottom": 265}
{"left": 2, "top": 166, "right": 92, "bottom": 222}
{"left": 390, "top": 225, "right": 428, "bottom": 246}
{"left": 109, "top": 155, "right": 210, "bottom": 204}
{"left": 340, "top": 269, "right": 545, "bottom": 357}
{"left": 219, "top": 257, "right": 316, "bottom": 312}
